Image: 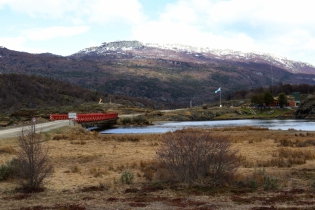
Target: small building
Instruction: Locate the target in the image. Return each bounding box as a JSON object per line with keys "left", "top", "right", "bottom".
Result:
{"left": 269, "top": 92, "right": 300, "bottom": 107}
{"left": 292, "top": 92, "right": 300, "bottom": 107}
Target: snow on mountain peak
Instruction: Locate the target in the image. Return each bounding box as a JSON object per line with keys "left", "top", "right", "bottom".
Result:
{"left": 76, "top": 41, "right": 314, "bottom": 74}
{"left": 144, "top": 42, "right": 314, "bottom": 73}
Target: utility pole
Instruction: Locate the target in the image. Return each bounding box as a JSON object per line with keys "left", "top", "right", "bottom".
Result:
{"left": 271, "top": 64, "right": 273, "bottom": 95}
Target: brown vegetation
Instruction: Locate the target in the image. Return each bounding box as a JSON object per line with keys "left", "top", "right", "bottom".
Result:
{"left": 157, "top": 130, "right": 239, "bottom": 185}
{"left": 1, "top": 125, "right": 315, "bottom": 209}
{"left": 0, "top": 74, "right": 159, "bottom": 118}
{"left": 2, "top": 46, "right": 315, "bottom": 109}
{"left": 15, "top": 124, "right": 53, "bottom": 192}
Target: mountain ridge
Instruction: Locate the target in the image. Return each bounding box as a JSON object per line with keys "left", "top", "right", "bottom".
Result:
{"left": 1, "top": 41, "right": 315, "bottom": 107}
{"left": 73, "top": 40, "right": 315, "bottom": 75}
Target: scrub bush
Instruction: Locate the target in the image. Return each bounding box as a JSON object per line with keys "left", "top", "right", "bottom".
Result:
{"left": 121, "top": 170, "right": 134, "bottom": 184}
{"left": 157, "top": 129, "right": 239, "bottom": 186}
{"left": 0, "top": 158, "right": 16, "bottom": 181}
{"left": 15, "top": 124, "right": 53, "bottom": 192}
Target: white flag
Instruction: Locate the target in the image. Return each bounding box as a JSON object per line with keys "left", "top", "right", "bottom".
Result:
{"left": 215, "top": 87, "right": 221, "bottom": 93}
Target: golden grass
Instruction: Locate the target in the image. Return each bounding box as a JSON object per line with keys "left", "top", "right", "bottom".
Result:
{"left": 0, "top": 145, "right": 16, "bottom": 154}
{"left": 1, "top": 125, "right": 315, "bottom": 209}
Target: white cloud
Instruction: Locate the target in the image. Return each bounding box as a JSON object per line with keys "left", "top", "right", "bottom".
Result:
{"left": 0, "top": 36, "right": 50, "bottom": 54}
{"left": 1, "top": 0, "right": 315, "bottom": 64}
{"left": 0, "top": 0, "right": 77, "bottom": 19}
{"left": 24, "top": 26, "right": 90, "bottom": 41}
{"left": 0, "top": 0, "right": 145, "bottom": 24}
{"left": 87, "top": 0, "right": 145, "bottom": 25}
{"left": 133, "top": 0, "right": 315, "bottom": 64}
{"left": 0, "top": 36, "right": 26, "bottom": 50}
{"left": 133, "top": 20, "right": 257, "bottom": 52}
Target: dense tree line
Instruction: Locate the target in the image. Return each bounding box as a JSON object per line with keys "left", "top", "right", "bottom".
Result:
{"left": 251, "top": 91, "right": 288, "bottom": 108}
{"left": 226, "top": 83, "right": 315, "bottom": 101}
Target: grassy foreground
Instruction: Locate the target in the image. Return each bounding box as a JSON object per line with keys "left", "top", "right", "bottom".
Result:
{"left": 1, "top": 125, "right": 315, "bottom": 209}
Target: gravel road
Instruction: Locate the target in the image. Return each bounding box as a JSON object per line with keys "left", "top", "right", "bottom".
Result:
{"left": 0, "top": 120, "right": 70, "bottom": 139}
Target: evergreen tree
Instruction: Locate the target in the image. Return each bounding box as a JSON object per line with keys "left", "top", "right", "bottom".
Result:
{"left": 264, "top": 91, "right": 274, "bottom": 106}
{"left": 251, "top": 93, "right": 264, "bottom": 106}
{"left": 278, "top": 92, "right": 287, "bottom": 108}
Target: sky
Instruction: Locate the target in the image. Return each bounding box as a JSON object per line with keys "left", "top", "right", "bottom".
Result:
{"left": 1, "top": 0, "right": 315, "bottom": 65}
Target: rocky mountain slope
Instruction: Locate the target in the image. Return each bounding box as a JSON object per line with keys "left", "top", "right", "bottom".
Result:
{"left": 72, "top": 41, "right": 315, "bottom": 75}
{"left": 1, "top": 41, "right": 315, "bottom": 107}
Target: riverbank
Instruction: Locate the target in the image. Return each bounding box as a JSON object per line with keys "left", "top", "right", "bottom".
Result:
{"left": 102, "top": 119, "right": 315, "bottom": 134}
{"left": 116, "top": 106, "right": 297, "bottom": 126}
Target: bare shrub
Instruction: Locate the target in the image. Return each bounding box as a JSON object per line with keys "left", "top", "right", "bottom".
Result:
{"left": 15, "top": 124, "right": 53, "bottom": 192}
{"left": 156, "top": 129, "right": 239, "bottom": 186}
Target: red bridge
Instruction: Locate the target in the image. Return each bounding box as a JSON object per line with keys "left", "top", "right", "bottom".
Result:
{"left": 50, "top": 113, "right": 119, "bottom": 129}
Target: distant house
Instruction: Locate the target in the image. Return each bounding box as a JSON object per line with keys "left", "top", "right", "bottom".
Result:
{"left": 270, "top": 92, "right": 300, "bottom": 107}
{"left": 292, "top": 92, "right": 301, "bottom": 107}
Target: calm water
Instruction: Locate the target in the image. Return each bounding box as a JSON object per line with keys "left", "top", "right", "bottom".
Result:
{"left": 100, "top": 119, "right": 315, "bottom": 134}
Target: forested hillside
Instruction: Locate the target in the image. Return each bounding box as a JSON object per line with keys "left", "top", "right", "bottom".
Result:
{"left": 0, "top": 74, "right": 156, "bottom": 115}
{"left": 0, "top": 74, "right": 103, "bottom": 113}
{"left": 1, "top": 44, "right": 315, "bottom": 108}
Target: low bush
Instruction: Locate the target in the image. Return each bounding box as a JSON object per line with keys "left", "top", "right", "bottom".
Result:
{"left": 296, "top": 139, "right": 315, "bottom": 147}
{"left": 236, "top": 168, "right": 280, "bottom": 191}
{"left": 120, "top": 117, "right": 132, "bottom": 125}
{"left": 278, "top": 138, "right": 294, "bottom": 147}
{"left": 120, "top": 115, "right": 150, "bottom": 125}
{"left": 263, "top": 175, "right": 279, "bottom": 191}
{"left": 132, "top": 115, "right": 150, "bottom": 125}
{"left": 121, "top": 170, "right": 134, "bottom": 184}
{"left": 157, "top": 129, "right": 239, "bottom": 186}
{"left": 0, "top": 158, "right": 16, "bottom": 181}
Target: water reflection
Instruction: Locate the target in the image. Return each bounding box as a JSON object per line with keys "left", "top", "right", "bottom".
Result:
{"left": 100, "top": 119, "right": 315, "bottom": 134}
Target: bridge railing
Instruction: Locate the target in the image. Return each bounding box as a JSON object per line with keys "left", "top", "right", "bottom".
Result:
{"left": 50, "top": 113, "right": 119, "bottom": 123}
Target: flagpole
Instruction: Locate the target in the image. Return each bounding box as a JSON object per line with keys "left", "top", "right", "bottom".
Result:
{"left": 220, "top": 87, "right": 221, "bottom": 107}
{"left": 215, "top": 87, "right": 222, "bottom": 107}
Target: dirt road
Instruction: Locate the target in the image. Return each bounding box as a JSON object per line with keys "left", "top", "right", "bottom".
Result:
{"left": 0, "top": 120, "right": 70, "bottom": 139}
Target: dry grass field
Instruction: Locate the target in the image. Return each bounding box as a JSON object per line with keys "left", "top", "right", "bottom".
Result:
{"left": 1, "top": 125, "right": 315, "bottom": 209}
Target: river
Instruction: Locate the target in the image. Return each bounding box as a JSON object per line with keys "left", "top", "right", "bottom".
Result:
{"left": 100, "top": 119, "right": 315, "bottom": 134}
